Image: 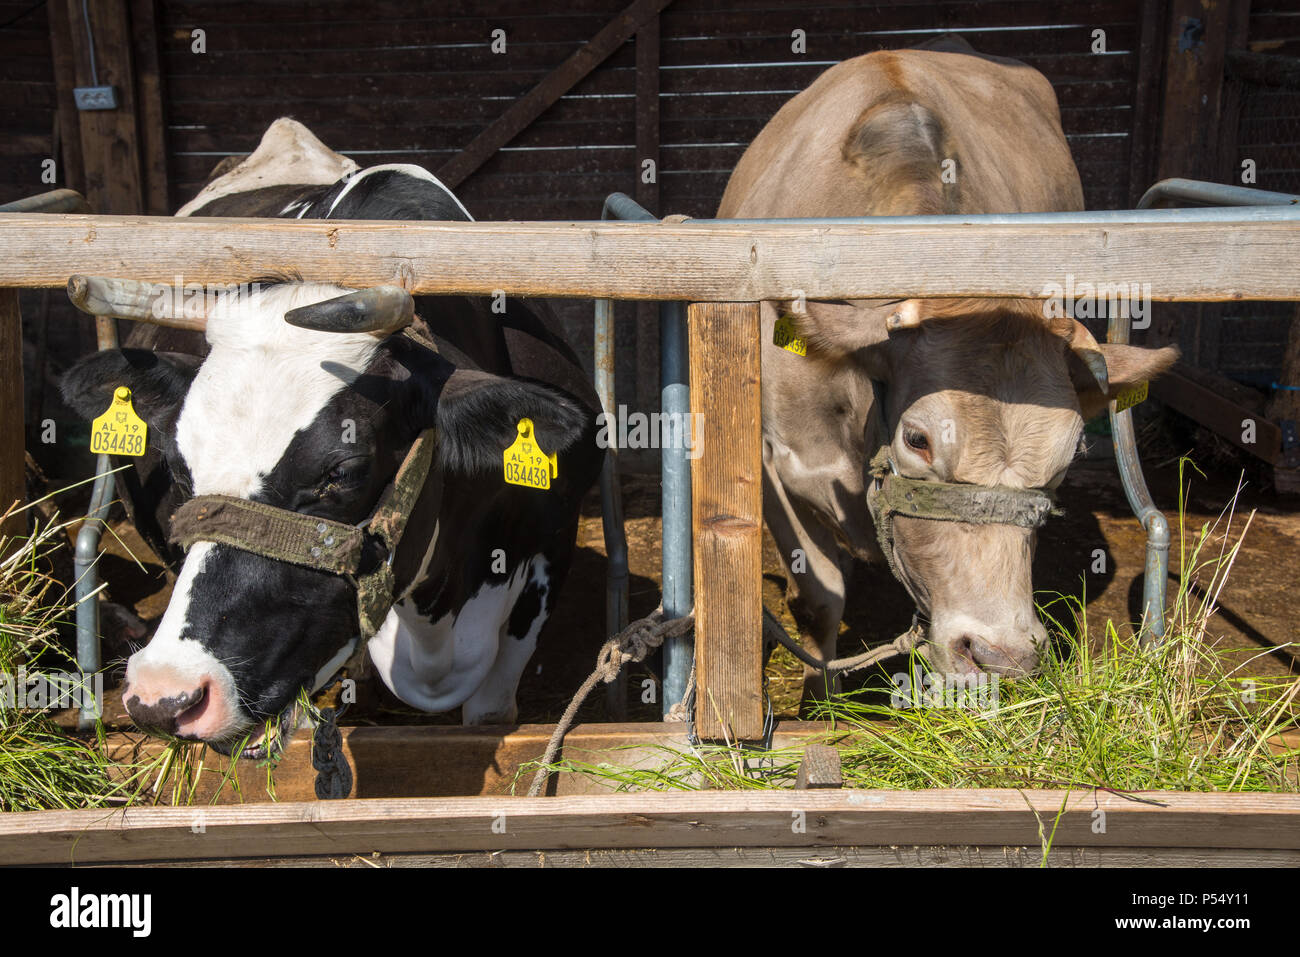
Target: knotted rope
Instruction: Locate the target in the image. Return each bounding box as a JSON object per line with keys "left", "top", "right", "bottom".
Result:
{"left": 762, "top": 606, "right": 927, "bottom": 675}
{"left": 527, "top": 607, "right": 694, "bottom": 797}
{"left": 311, "top": 705, "right": 353, "bottom": 799}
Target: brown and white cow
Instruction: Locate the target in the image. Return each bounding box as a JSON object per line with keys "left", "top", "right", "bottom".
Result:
{"left": 717, "top": 38, "right": 1176, "bottom": 694}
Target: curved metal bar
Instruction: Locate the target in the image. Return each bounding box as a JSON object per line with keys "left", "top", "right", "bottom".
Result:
{"left": 1137, "top": 177, "right": 1300, "bottom": 210}
{"left": 593, "top": 194, "right": 651, "bottom": 719}
{"left": 598, "top": 193, "right": 694, "bottom": 719}
{"left": 1115, "top": 179, "right": 1300, "bottom": 645}
{"left": 74, "top": 454, "right": 114, "bottom": 728}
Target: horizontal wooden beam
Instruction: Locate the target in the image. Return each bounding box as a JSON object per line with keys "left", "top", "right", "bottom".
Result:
{"left": 1152, "top": 368, "right": 1284, "bottom": 463}
{"left": 2, "top": 213, "right": 1298, "bottom": 302}
{"left": 4, "top": 789, "right": 1297, "bottom": 865}
{"left": 96, "top": 721, "right": 834, "bottom": 802}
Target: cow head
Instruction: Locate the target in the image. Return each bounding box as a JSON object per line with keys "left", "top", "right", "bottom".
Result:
{"left": 63, "top": 280, "right": 592, "bottom": 756}
{"left": 787, "top": 296, "right": 1177, "bottom": 676}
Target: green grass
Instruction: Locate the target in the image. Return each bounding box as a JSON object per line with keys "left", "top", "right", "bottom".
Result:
{"left": 0, "top": 494, "right": 275, "bottom": 811}
{"left": 521, "top": 461, "right": 1299, "bottom": 796}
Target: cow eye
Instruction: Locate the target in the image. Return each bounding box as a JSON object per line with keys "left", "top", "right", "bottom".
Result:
{"left": 321, "top": 457, "right": 367, "bottom": 491}
{"left": 904, "top": 428, "right": 929, "bottom": 453}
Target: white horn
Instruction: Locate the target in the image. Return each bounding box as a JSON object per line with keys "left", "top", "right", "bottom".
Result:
{"left": 66, "top": 275, "right": 207, "bottom": 330}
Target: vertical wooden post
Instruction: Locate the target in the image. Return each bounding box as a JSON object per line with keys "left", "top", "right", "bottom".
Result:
{"left": 1151, "top": 0, "right": 1237, "bottom": 359}
{"left": 689, "top": 302, "right": 764, "bottom": 740}
{"left": 1125, "top": 0, "right": 1165, "bottom": 208}
{"left": 129, "top": 0, "right": 171, "bottom": 215}
{"left": 47, "top": 0, "right": 86, "bottom": 196}
{"left": 0, "top": 290, "right": 26, "bottom": 540}
{"left": 62, "top": 0, "right": 144, "bottom": 214}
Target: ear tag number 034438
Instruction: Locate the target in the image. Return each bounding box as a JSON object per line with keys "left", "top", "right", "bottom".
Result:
{"left": 773, "top": 314, "right": 808, "bottom": 356}
{"left": 1113, "top": 381, "right": 1148, "bottom": 413}
{"left": 503, "top": 418, "right": 557, "bottom": 490}
{"left": 90, "top": 386, "right": 148, "bottom": 457}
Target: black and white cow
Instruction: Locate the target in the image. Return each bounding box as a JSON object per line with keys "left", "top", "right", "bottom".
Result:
{"left": 62, "top": 119, "right": 604, "bottom": 755}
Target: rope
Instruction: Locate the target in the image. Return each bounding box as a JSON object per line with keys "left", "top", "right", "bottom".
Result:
{"left": 762, "top": 606, "right": 926, "bottom": 676}
{"left": 311, "top": 705, "right": 353, "bottom": 799}
{"left": 527, "top": 607, "right": 694, "bottom": 797}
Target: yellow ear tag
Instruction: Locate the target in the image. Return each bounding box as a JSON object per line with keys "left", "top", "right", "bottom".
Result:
{"left": 773, "top": 314, "right": 808, "bottom": 356}
{"left": 503, "top": 418, "right": 556, "bottom": 490}
{"left": 90, "top": 386, "right": 148, "bottom": 457}
{"left": 1113, "top": 381, "right": 1148, "bottom": 413}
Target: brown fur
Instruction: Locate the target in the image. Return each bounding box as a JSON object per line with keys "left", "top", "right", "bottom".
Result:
{"left": 721, "top": 43, "right": 1177, "bottom": 691}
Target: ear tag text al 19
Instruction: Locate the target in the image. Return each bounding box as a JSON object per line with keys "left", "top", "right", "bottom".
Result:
{"left": 90, "top": 386, "right": 148, "bottom": 457}
{"left": 503, "top": 418, "right": 557, "bottom": 490}
{"left": 1114, "top": 381, "right": 1148, "bottom": 413}
{"left": 773, "top": 314, "right": 808, "bottom": 356}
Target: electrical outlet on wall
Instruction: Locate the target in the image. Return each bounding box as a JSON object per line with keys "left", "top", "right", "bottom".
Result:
{"left": 74, "top": 86, "right": 118, "bottom": 110}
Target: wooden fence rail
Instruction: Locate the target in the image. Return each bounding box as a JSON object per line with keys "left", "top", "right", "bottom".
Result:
{"left": 3, "top": 790, "right": 1298, "bottom": 866}
{"left": 2, "top": 213, "right": 1299, "bottom": 301}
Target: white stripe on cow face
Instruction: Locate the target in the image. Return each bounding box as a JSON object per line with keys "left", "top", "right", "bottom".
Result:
{"left": 175, "top": 283, "right": 382, "bottom": 498}
{"left": 122, "top": 542, "right": 244, "bottom": 740}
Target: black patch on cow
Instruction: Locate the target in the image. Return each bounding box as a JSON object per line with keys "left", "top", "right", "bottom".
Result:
{"left": 431, "top": 371, "right": 596, "bottom": 479}
{"left": 188, "top": 183, "right": 333, "bottom": 217}
{"left": 307, "top": 168, "right": 472, "bottom": 223}
{"left": 508, "top": 575, "right": 549, "bottom": 641}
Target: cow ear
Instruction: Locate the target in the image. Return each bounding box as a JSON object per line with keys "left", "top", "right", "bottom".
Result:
{"left": 1071, "top": 342, "right": 1179, "bottom": 421}
{"left": 61, "top": 349, "right": 198, "bottom": 438}
{"left": 430, "top": 369, "right": 596, "bottom": 478}
{"left": 783, "top": 299, "right": 891, "bottom": 378}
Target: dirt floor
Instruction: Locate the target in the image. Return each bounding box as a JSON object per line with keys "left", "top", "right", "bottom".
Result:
{"left": 56, "top": 414, "right": 1300, "bottom": 732}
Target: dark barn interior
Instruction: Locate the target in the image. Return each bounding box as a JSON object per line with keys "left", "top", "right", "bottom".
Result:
{"left": 4, "top": 0, "right": 1299, "bottom": 440}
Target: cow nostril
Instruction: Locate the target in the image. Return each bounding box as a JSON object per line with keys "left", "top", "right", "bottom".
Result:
{"left": 967, "top": 636, "right": 1037, "bottom": 676}
{"left": 124, "top": 683, "right": 207, "bottom": 736}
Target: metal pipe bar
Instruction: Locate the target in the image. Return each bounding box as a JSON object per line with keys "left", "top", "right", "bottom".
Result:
{"left": 599, "top": 193, "right": 694, "bottom": 718}
{"left": 74, "top": 453, "right": 114, "bottom": 728}
{"left": 659, "top": 300, "right": 693, "bottom": 715}
{"left": 593, "top": 195, "right": 648, "bottom": 719}
{"left": 1112, "top": 179, "right": 1300, "bottom": 644}
{"left": 689, "top": 204, "right": 1300, "bottom": 225}
{"left": 1137, "top": 178, "right": 1300, "bottom": 210}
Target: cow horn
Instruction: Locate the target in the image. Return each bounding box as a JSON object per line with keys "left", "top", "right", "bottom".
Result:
{"left": 283, "top": 286, "right": 414, "bottom": 336}
{"left": 66, "top": 275, "right": 207, "bottom": 330}
{"left": 1066, "top": 320, "right": 1109, "bottom": 395}
{"left": 885, "top": 299, "right": 925, "bottom": 331}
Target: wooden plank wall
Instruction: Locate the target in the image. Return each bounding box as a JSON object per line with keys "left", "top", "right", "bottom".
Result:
{"left": 7, "top": 1, "right": 1296, "bottom": 436}
{"left": 157, "top": 0, "right": 1143, "bottom": 217}
{"left": 151, "top": 0, "right": 1147, "bottom": 415}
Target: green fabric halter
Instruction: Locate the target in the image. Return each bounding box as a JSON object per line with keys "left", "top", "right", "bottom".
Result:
{"left": 169, "top": 428, "right": 439, "bottom": 639}
{"left": 865, "top": 444, "right": 1060, "bottom": 590}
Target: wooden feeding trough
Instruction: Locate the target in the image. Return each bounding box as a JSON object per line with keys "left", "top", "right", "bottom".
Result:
{"left": 1, "top": 207, "right": 1298, "bottom": 864}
